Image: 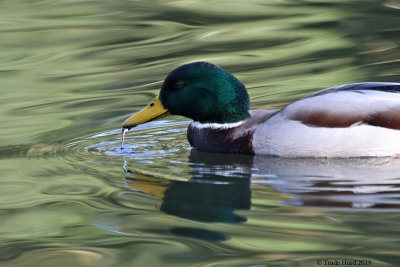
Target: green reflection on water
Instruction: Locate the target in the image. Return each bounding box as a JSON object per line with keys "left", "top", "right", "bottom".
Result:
{"left": 0, "top": 0, "right": 399, "bottom": 266}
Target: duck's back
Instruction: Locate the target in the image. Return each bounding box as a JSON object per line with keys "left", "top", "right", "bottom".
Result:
{"left": 253, "top": 82, "right": 400, "bottom": 157}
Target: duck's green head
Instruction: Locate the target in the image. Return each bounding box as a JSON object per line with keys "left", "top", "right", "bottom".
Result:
{"left": 123, "top": 62, "right": 250, "bottom": 129}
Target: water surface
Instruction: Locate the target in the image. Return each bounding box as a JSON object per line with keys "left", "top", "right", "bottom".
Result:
{"left": 1, "top": 0, "right": 400, "bottom": 266}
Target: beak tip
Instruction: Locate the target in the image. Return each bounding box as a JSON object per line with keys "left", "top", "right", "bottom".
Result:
{"left": 122, "top": 118, "right": 135, "bottom": 130}
{"left": 122, "top": 95, "right": 169, "bottom": 129}
{"left": 122, "top": 123, "right": 134, "bottom": 130}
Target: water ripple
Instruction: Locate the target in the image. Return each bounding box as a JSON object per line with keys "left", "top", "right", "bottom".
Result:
{"left": 1, "top": 0, "right": 399, "bottom": 265}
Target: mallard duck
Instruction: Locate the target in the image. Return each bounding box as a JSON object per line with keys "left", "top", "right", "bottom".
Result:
{"left": 123, "top": 62, "right": 400, "bottom": 157}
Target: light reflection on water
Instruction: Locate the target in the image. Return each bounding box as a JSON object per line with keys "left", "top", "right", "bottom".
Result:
{"left": 0, "top": 0, "right": 400, "bottom": 266}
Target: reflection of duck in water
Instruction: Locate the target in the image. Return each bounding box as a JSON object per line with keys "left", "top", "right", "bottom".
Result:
{"left": 252, "top": 156, "right": 400, "bottom": 209}
{"left": 123, "top": 150, "right": 400, "bottom": 241}
{"left": 126, "top": 151, "right": 252, "bottom": 223}
{"left": 123, "top": 62, "right": 400, "bottom": 157}
{"left": 125, "top": 151, "right": 252, "bottom": 241}
{"left": 127, "top": 152, "right": 400, "bottom": 213}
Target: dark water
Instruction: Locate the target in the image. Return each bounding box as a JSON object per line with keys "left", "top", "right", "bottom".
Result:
{"left": 1, "top": 1, "right": 400, "bottom": 266}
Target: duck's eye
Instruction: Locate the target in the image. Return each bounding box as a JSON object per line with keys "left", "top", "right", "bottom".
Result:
{"left": 174, "top": 81, "right": 184, "bottom": 89}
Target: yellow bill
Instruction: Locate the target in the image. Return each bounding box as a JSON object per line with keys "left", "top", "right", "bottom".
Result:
{"left": 123, "top": 95, "right": 170, "bottom": 129}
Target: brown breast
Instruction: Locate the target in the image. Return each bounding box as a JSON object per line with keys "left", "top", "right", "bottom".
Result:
{"left": 187, "top": 110, "right": 278, "bottom": 154}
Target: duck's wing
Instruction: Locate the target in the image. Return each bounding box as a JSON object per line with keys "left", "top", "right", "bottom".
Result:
{"left": 278, "top": 82, "right": 400, "bottom": 129}
{"left": 306, "top": 82, "right": 400, "bottom": 98}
